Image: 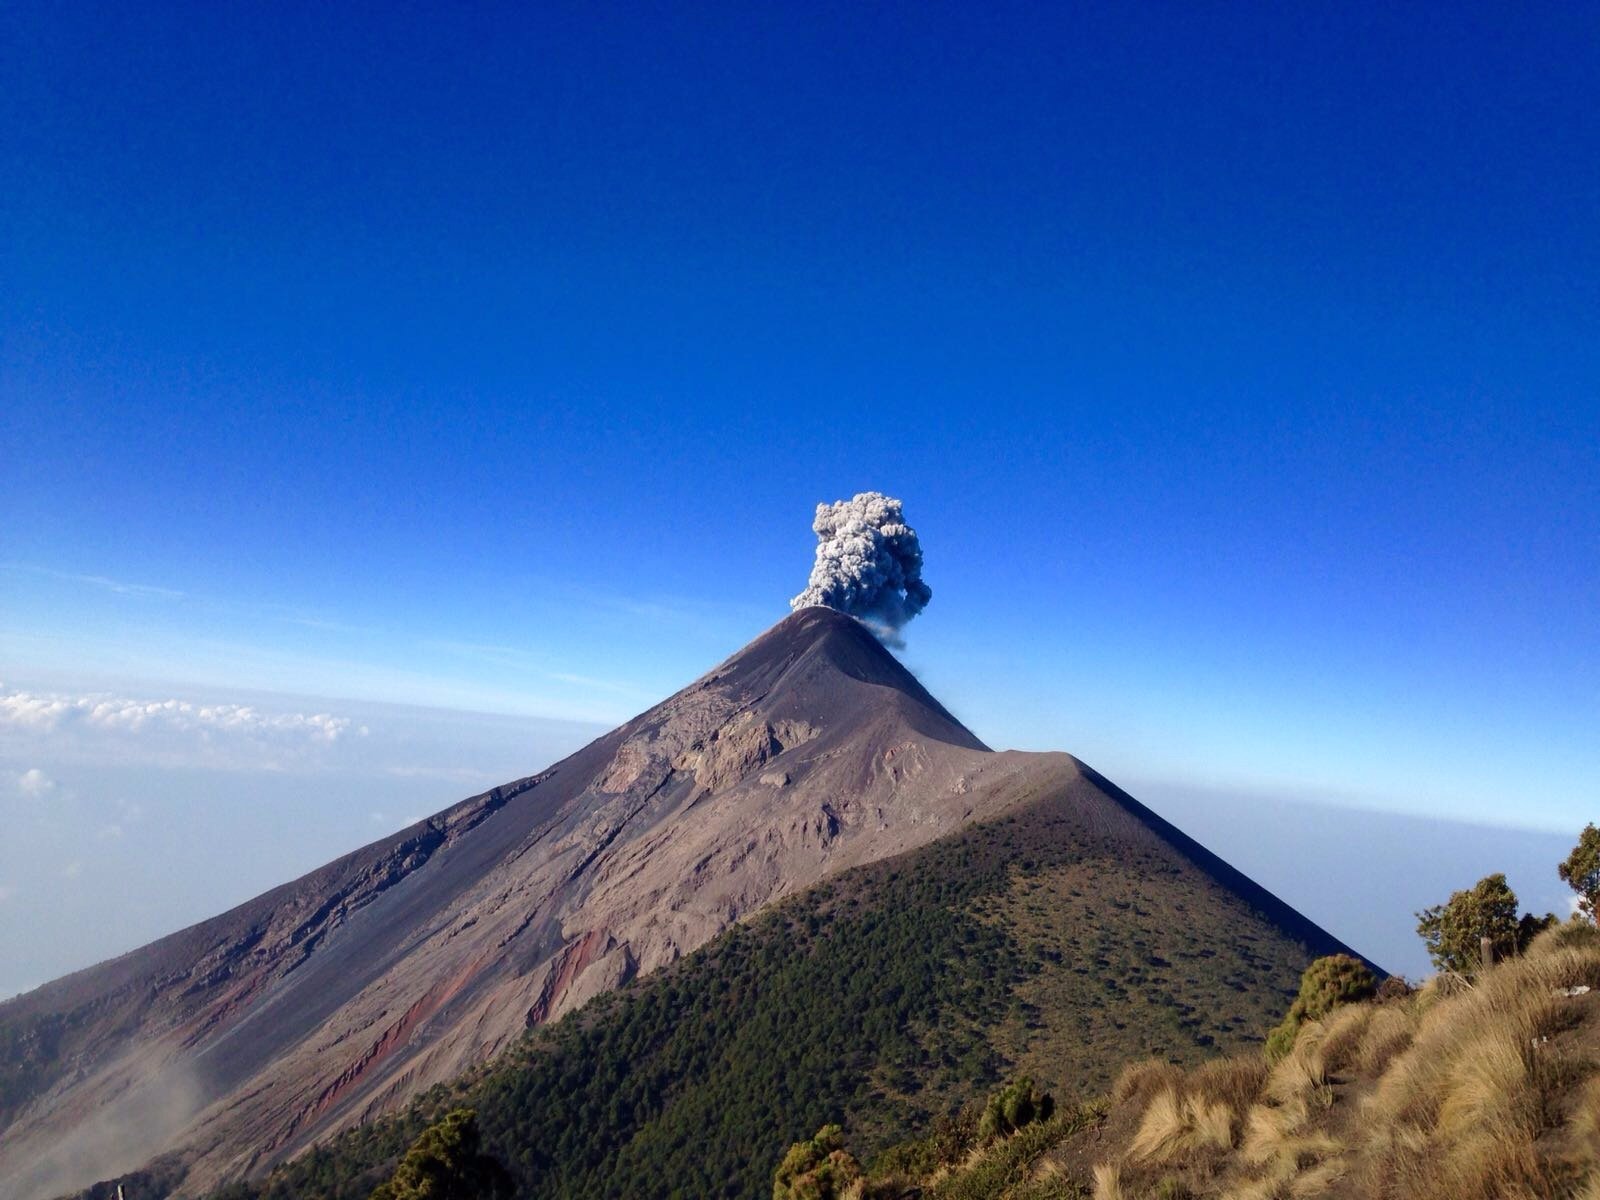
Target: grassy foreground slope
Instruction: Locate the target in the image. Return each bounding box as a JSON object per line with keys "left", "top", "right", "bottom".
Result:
{"left": 205, "top": 786, "right": 1351, "bottom": 1200}
{"left": 850, "top": 921, "right": 1600, "bottom": 1200}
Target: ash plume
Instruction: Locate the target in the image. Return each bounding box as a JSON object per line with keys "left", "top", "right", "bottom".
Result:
{"left": 790, "top": 492, "right": 931, "bottom": 645}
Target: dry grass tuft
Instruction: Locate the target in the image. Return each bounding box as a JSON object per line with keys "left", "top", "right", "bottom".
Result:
{"left": 1315, "top": 1002, "right": 1375, "bottom": 1074}
{"left": 1355, "top": 1003, "right": 1418, "bottom": 1074}
{"left": 1530, "top": 918, "right": 1600, "bottom": 958}
{"left": 1113, "top": 1058, "right": 1183, "bottom": 1109}
{"left": 1188, "top": 1054, "right": 1269, "bottom": 1114}
{"left": 1263, "top": 1027, "right": 1329, "bottom": 1108}
{"left": 1130, "top": 1090, "right": 1198, "bottom": 1161}
{"left": 1239, "top": 1100, "right": 1301, "bottom": 1165}
{"left": 1091, "top": 1162, "right": 1125, "bottom": 1200}
{"left": 1571, "top": 1073, "right": 1600, "bottom": 1145}
{"left": 1128, "top": 1056, "right": 1267, "bottom": 1165}
{"left": 1434, "top": 1027, "right": 1534, "bottom": 1136}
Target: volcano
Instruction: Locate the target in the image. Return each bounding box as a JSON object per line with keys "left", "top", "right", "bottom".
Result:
{"left": 0, "top": 609, "right": 1367, "bottom": 1199}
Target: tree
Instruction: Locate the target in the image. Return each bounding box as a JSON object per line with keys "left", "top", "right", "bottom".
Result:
{"left": 1415, "top": 873, "right": 1549, "bottom": 975}
{"left": 1265, "top": 954, "right": 1377, "bottom": 1061}
{"left": 1559, "top": 824, "right": 1600, "bottom": 922}
{"left": 772, "top": 1125, "right": 862, "bottom": 1200}
{"left": 369, "top": 1109, "right": 512, "bottom": 1200}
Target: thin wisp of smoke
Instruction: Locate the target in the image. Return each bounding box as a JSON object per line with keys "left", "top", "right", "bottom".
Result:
{"left": 790, "top": 492, "right": 931, "bottom": 645}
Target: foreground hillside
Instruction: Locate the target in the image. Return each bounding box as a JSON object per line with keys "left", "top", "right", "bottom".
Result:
{"left": 167, "top": 778, "right": 1359, "bottom": 1200}
{"left": 827, "top": 921, "right": 1600, "bottom": 1200}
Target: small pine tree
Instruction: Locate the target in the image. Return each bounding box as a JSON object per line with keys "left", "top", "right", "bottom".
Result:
{"left": 1415, "top": 873, "right": 1551, "bottom": 975}
{"left": 369, "top": 1109, "right": 512, "bottom": 1200}
{"left": 1560, "top": 824, "right": 1600, "bottom": 922}
{"left": 1265, "top": 954, "right": 1377, "bottom": 1061}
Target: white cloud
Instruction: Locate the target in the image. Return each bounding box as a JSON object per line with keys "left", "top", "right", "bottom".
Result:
{"left": 0, "top": 686, "right": 353, "bottom": 743}
{"left": 16, "top": 767, "right": 54, "bottom": 797}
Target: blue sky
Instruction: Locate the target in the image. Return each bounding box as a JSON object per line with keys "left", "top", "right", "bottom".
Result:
{"left": 2, "top": 2, "right": 1597, "bottom": 989}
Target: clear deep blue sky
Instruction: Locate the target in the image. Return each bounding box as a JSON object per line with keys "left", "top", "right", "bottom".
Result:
{"left": 3, "top": 0, "right": 1597, "bottom": 860}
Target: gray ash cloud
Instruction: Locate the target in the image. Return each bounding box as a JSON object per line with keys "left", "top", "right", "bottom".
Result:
{"left": 790, "top": 492, "right": 931, "bottom": 645}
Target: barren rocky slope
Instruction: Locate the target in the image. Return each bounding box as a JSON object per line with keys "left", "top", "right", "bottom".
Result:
{"left": 0, "top": 608, "right": 1061, "bottom": 1199}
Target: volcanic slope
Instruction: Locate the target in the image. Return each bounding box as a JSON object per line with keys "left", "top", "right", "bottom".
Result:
{"left": 213, "top": 760, "right": 1371, "bottom": 1200}
{"left": 2, "top": 608, "right": 1064, "bottom": 1199}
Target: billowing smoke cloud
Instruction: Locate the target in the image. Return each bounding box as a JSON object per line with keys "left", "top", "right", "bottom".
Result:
{"left": 790, "top": 492, "right": 931, "bottom": 645}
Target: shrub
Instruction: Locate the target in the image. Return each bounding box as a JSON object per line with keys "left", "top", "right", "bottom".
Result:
{"left": 773, "top": 1125, "right": 863, "bottom": 1200}
{"left": 1265, "top": 955, "right": 1377, "bottom": 1062}
{"left": 871, "top": 1104, "right": 980, "bottom": 1178}
{"left": 368, "top": 1109, "right": 511, "bottom": 1200}
{"left": 929, "top": 1104, "right": 982, "bottom": 1165}
{"left": 1561, "top": 825, "right": 1600, "bottom": 923}
{"left": 1375, "top": 974, "right": 1414, "bottom": 1002}
{"left": 977, "top": 1077, "right": 1055, "bottom": 1142}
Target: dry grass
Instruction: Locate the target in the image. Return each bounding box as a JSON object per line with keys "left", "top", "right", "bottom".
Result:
{"left": 1571, "top": 1073, "right": 1600, "bottom": 1145}
{"left": 1090, "top": 924, "right": 1600, "bottom": 1200}
{"left": 1090, "top": 1162, "right": 1125, "bottom": 1200}
{"left": 1127, "top": 1054, "right": 1268, "bottom": 1166}
{"left": 1112, "top": 1058, "right": 1183, "bottom": 1109}
{"left": 1350, "top": 926, "right": 1600, "bottom": 1198}
{"left": 1354, "top": 1002, "right": 1417, "bottom": 1074}
{"left": 1188, "top": 1054, "right": 1269, "bottom": 1113}
{"left": 1262, "top": 1025, "right": 1330, "bottom": 1109}
{"left": 1130, "top": 1088, "right": 1234, "bottom": 1161}
{"left": 1314, "top": 1002, "right": 1374, "bottom": 1074}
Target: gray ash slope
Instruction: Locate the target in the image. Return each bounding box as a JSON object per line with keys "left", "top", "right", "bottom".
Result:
{"left": 0, "top": 608, "right": 1368, "bottom": 1200}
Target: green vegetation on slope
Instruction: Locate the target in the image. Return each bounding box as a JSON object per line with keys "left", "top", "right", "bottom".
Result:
{"left": 803, "top": 925, "right": 1600, "bottom": 1198}
{"left": 369, "top": 1109, "right": 511, "bottom": 1200}
{"left": 208, "top": 796, "right": 1326, "bottom": 1200}
{"left": 804, "top": 825, "right": 1600, "bottom": 1200}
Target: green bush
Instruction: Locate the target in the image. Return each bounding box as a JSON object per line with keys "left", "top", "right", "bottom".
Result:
{"left": 1265, "top": 955, "right": 1377, "bottom": 1061}
{"left": 773, "top": 1125, "right": 863, "bottom": 1200}
{"left": 368, "top": 1109, "right": 511, "bottom": 1200}
{"left": 976, "top": 1077, "right": 1054, "bottom": 1143}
